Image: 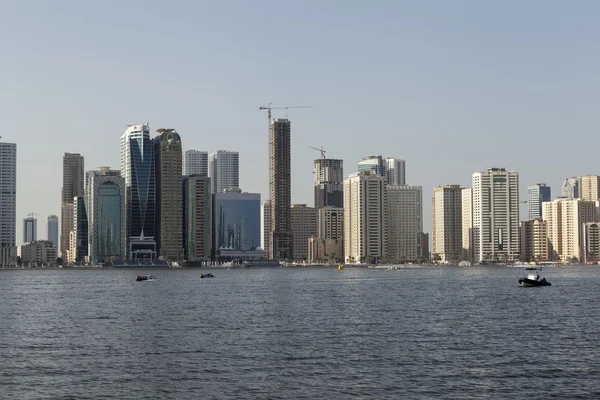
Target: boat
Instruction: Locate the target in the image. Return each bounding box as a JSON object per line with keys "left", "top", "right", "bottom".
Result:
{"left": 200, "top": 273, "right": 215, "bottom": 278}
{"left": 136, "top": 275, "right": 156, "bottom": 281}
{"left": 518, "top": 267, "right": 551, "bottom": 287}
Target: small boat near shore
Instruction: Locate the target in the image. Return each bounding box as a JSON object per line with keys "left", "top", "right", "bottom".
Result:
{"left": 200, "top": 273, "right": 215, "bottom": 278}
{"left": 518, "top": 267, "right": 551, "bottom": 287}
{"left": 136, "top": 275, "right": 156, "bottom": 282}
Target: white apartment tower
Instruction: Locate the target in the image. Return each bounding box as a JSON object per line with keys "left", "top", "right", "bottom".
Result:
{"left": 385, "top": 158, "right": 406, "bottom": 186}
{"left": 461, "top": 188, "right": 473, "bottom": 261}
{"left": 472, "top": 168, "right": 520, "bottom": 262}
{"left": 318, "top": 207, "right": 344, "bottom": 240}
{"left": 387, "top": 185, "right": 423, "bottom": 262}
{"left": 208, "top": 150, "right": 239, "bottom": 194}
{"left": 0, "top": 142, "right": 16, "bottom": 266}
{"left": 432, "top": 185, "right": 463, "bottom": 263}
{"left": 579, "top": 175, "right": 600, "bottom": 202}
{"left": 344, "top": 172, "right": 387, "bottom": 264}
{"left": 183, "top": 150, "right": 208, "bottom": 176}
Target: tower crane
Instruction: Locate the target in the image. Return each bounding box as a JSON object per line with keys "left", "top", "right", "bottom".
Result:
{"left": 258, "top": 103, "right": 312, "bottom": 127}
{"left": 309, "top": 146, "right": 327, "bottom": 159}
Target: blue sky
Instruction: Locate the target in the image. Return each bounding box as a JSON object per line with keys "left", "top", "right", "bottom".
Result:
{"left": 1, "top": 1, "right": 599, "bottom": 243}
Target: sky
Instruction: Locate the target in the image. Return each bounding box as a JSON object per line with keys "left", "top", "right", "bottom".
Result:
{"left": 1, "top": 0, "right": 600, "bottom": 244}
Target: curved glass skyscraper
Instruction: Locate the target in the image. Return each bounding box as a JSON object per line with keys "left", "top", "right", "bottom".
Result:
{"left": 121, "top": 124, "right": 156, "bottom": 259}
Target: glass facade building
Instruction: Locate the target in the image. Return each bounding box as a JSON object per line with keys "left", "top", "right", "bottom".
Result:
{"left": 213, "top": 190, "right": 261, "bottom": 255}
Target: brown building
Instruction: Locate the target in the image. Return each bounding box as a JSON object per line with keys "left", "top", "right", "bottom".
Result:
{"left": 154, "top": 129, "right": 184, "bottom": 261}
{"left": 291, "top": 204, "right": 318, "bottom": 261}
{"left": 183, "top": 175, "right": 212, "bottom": 262}
{"left": 269, "top": 118, "right": 293, "bottom": 261}
{"left": 60, "top": 153, "right": 84, "bottom": 259}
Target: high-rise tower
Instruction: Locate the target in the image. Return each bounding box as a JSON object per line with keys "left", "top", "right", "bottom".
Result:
{"left": 314, "top": 159, "right": 343, "bottom": 209}
{"left": 61, "top": 153, "right": 84, "bottom": 258}
{"left": 432, "top": 185, "right": 463, "bottom": 263}
{"left": 23, "top": 216, "right": 37, "bottom": 243}
{"left": 121, "top": 124, "right": 156, "bottom": 259}
{"left": 385, "top": 158, "right": 406, "bottom": 186}
{"left": 208, "top": 150, "right": 239, "bottom": 194}
{"left": 154, "top": 129, "right": 184, "bottom": 261}
{"left": 183, "top": 149, "right": 208, "bottom": 176}
{"left": 0, "top": 142, "right": 16, "bottom": 266}
{"left": 269, "top": 118, "right": 293, "bottom": 261}
{"left": 46, "top": 215, "right": 59, "bottom": 250}
{"left": 527, "top": 183, "right": 551, "bottom": 220}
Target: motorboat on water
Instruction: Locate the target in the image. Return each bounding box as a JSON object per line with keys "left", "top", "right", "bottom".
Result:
{"left": 518, "top": 267, "right": 551, "bottom": 287}
{"left": 136, "top": 275, "right": 156, "bottom": 281}
{"left": 200, "top": 273, "right": 215, "bottom": 278}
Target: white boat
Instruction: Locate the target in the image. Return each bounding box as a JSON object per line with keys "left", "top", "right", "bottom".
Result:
{"left": 518, "top": 267, "right": 551, "bottom": 287}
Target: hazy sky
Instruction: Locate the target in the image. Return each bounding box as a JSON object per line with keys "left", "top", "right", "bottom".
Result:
{"left": 2, "top": 1, "right": 599, "bottom": 244}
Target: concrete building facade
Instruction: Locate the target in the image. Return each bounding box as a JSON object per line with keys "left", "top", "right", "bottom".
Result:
{"left": 580, "top": 175, "right": 600, "bottom": 202}
{"left": 208, "top": 150, "right": 239, "bottom": 195}
{"left": 269, "top": 119, "right": 293, "bottom": 261}
{"left": 260, "top": 200, "right": 271, "bottom": 256}
{"left": 0, "top": 142, "right": 16, "bottom": 266}
{"left": 183, "top": 175, "right": 212, "bottom": 261}
{"left": 46, "top": 215, "right": 59, "bottom": 250}
{"left": 343, "top": 171, "right": 387, "bottom": 264}
{"left": 183, "top": 149, "right": 208, "bottom": 176}
{"left": 313, "top": 158, "right": 343, "bottom": 209}
{"left": 520, "top": 219, "right": 549, "bottom": 262}
{"left": 61, "top": 153, "right": 84, "bottom": 258}
{"left": 472, "top": 168, "right": 520, "bottom": 263}
{"left": 432, "top": 185, "right": 463, "bottom": 263}
{"left": 18, "top": 240, "right": 57, "bottom": 266}
{"left": 385, "top": 158, "right": 406, "bottom": 186}
{"left": 528, "top": 183, "right": 551, "bottom": 220}
{"left": 23, "top": 216, "right": 37, "bottom": 243}
{"left": 387, "top": 185, "right": 423, "bottom": 263}
{"left": 290, "top": 204, "right": 318, "bottom": 261}
{"left": 154, "top": 129, "right": 184, "bottom": 261}
{"left": 561, "top": 177, "right": 580, "bottom": 199}
{"left": 461, "top": 188, "right": 473, "bottom": 261}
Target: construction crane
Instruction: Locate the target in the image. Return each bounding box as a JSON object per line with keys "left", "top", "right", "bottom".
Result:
{"left": 309, "top": 146, "right": 326, "bottom": 159}
{"left": 258, "top": 103, "right": 312, "bottom": 127}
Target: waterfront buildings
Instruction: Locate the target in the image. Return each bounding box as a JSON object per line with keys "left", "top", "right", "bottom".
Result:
{"left": 472, "top": 168, "right": 520, "bottom": 262}
{"left": 183, "top": 175, "right": 212, "bottom": 261}
{"left": 46, "top": 215, "right": 59, "bottom": 250}
{"left": 213, "top": 189, "right": 261, "bottom": 259}
{"left": 385, "top": 158, "right": 406, "bottom": 186}
{"left": 154, "top": 129, "right": 184, "bottom": 261}
{"left": 561, "top": 177, "right": 580, "bottom": 199}
{"left": 583, "top": 222, "right": 600, "bottom": 263}
{"left": 290, "top": 204, "right": 318, "bottom": 261}
{"left": 23, "top": 216, "right": 37, "bottom": 243}
{"left": 183, "top": 149, "right": 208, "bottom": 176}
{"left": 432, "top": 185, "right": 463, "bottom": 263}
{"left": 579, "top": 175, "right": 600, "bottom": 201}
{"left": 542, "top": 198, "right": 598, "bottom": 262}
{"left": 308, "top": 206, "right": 344, "bottom": 264}
{"left": 528, "top": 183, "right": 551, "bottom": 220}
{"left": 87, "top": 167, "right": 126, "bottom": 264}
{"left": 461, "top": 188, "right": 473, "bottom": 261}
{"left": 387, "top": 185, "right": 423, "bottom": 262}
{"left": 269, "top": 118, "right": 293, "bottom": 261}
{"left": 0, "top": 141, "right": 16, "bottom": 266}
{"left": 61, "top": 153, "right": 84, "bottom": 258}
{"left": 343, "top": 171, "right": 387, "bottom": 264}
{"left": 121, "top": 124, "right": 156, "bottom": 259}
{"left": 18, "top": 240, "right": 57, "bottom": 266}
{"left": 260, "top": 200, "right": 271, "bottom": 255}
{"left": 520, "top": 219, "right": 549, "bottom": 262}
{"left": 208, "top": 150, "right": 239, "bottom": 195}
{"left": 72, "top": 196, "right": 88, "bottom": 264}
{"left": 313, "top": 158, "right": 344, "bottom": 209}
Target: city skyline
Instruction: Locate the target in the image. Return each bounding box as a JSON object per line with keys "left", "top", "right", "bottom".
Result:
{"left": 3, "top": 2, "right": 600, "bottom": 244}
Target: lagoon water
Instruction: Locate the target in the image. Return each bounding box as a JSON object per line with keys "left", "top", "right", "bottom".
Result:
{"left": 1, "top": 266, "right": 600, "bottom": 399}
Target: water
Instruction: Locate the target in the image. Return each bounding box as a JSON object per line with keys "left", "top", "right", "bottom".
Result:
{"left": 1, "top": 266, "right": 600, "bottom": 399}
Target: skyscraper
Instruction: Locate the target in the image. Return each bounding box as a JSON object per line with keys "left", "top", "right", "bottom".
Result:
{"left": 208, "top": 150, "right": 239, "bottom": 194}
{"left": 357, "top": 155, "right": 385, "bottom": 177}
{"left": 387, "top": 185, "right": 423, "bottom": 262}
{"left": 385, "top": 158, "right": 406, "bottom": 186}
{"left": 461, "top": 188, "right": 473, "bottom": 261}
{"left": 527, "top": 183, "right": 551, "bottom": 220}
{"left": 72, "top": 197, "right": 88, "bottom": 264}
{"left": 121, "top": 124, "right": 156, "bottom": 259}
{"left": 0, "top": 142, "right": 16, "bottom": 266}
{"left": 579, "top": 175, "right": 600, "bottom": 201}
{"left": 183, "top": 149, "right": 208, "bottom": 176}
{"left": 46, "top": 215, "right": 59, "bottom": 250}
{"left": 313, "top": 159, "right": 343, "bottom": 209}
{"left": 432, "top": 185, "right": 463, "bottom": 263}
{"left": 61, "top": 153, "right": 84, "bottom": 258}
{"left": 183, "top": 175, "right": 212, "bottom": 261}
{"left": 343, "top": 171, "right": 387, "bottom": 264}
{"left": 472, "top": 168, "right": 520, "bottom": 262}
{"left": 561, "top": 177, "right": 580, "bottom": 199}
{"left": 88, "top": 167, "right": 126, "bottom": 264}
{"left": 23, "top": 216, "right": 37, "bottom": 243}
{"left": 154, "top": 129, "right": 184, "bottom": 261}
{"left": 269, "top": 119, "right": 293, "bottom": 261}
